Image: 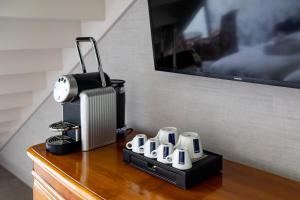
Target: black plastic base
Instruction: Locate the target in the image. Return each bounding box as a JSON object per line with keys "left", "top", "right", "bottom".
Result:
{"left": 123, "top": 148, "right": 223, "bottom": 189}
{"left": 46, "top": 135, "right": 81, "bottom": 155}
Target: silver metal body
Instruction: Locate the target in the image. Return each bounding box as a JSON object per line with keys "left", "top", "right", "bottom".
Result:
{"left": 80, "top": 87, "right": 116, "bottom": 151}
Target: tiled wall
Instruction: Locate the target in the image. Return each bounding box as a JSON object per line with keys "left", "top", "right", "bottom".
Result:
{"left": 1, "top": 0, "right": 299, "bottom": 186}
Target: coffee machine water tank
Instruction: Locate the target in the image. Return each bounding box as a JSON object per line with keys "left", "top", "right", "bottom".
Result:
{"left": 111, "top": 79, "right": 126, "bottom": 129}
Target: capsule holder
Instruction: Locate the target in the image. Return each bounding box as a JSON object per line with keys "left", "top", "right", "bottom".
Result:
{"left": 123, "top": 148, "right": 223, "bottom": 189}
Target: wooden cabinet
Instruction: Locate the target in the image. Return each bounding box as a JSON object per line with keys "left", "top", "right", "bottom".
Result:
{"left": 33, "top": 180, "right": 51, "bottom": 200}
{"left": 32, "top": 171, "right": 64, "bottom": 200}
{"left": 27, "top": 132, "right": 300, "bottom": 200}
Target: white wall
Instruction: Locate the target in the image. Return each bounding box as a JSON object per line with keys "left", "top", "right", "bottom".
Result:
{"left": 0, "top": 97, "right": 61, "bottom": 186}
{"left": 1, "top": 0, "right": 300, "bottom": 186}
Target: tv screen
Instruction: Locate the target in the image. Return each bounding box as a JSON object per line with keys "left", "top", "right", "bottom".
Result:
{"left": 148, "top": 0, "right": 300, "bottom": 88}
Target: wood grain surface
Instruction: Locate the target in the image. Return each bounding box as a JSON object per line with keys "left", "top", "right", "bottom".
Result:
{"left": 27, "top": 132, "right": 300, "bottom": 200}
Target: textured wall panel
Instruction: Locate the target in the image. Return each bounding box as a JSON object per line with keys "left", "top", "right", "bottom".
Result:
{"left": 99, "top": 0, "right": 300, "bottom": 181}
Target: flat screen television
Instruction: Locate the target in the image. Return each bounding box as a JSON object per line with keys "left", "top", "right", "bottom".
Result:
{"left": 148, "top": 0, "right": 300, "bottom": 88}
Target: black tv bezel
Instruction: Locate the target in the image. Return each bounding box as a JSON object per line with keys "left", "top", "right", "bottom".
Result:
{"left": 147, "top": 0, "right": 300, "bottom": 89}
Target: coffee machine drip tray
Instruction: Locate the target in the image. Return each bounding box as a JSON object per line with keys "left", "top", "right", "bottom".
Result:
{"left": 46, "top": 121, "right": 81, "bottom": 155}
{"left": 47, "top": 135, "right": 77, "bottom": 145}
{"left": 46, "top": 135, "right": 81, "bottom": 155}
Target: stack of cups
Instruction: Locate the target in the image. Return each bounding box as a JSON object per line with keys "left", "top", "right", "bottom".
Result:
{"left": 125, "top": 127, "right": 204, "bottom": 170}
{"left": 170, "top": 132, "right": 204, "bottom": 169}
{"left": 125, "top": 134, "right": 148, "bottom": 154}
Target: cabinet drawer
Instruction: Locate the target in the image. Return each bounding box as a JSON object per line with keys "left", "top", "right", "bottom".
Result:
{"left": 33, "top": 163, "right": 87, "bottom": 200}
{"left": 33, "top": 171, "right": 64, "bottom": 200}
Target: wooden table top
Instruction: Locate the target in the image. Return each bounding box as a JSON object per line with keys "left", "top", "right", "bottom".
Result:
{"left": 27, "top": 132, "right": 300, "bottom": 200}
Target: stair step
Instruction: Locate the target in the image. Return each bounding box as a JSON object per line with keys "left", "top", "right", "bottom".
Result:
{"left": 0, "top": 122, "right": 12, "bottom": 133}
{"left": 0, "top": 73, "right": 46, "bottom": 95}
{"left": 0, "top": 108, "right": 21, "bottom": 123}
{"left": 0, "top": 92, "right": 32, "bottom": 110}
{"left": 0, "top": 49, "right": 62, "bottom": 75}
{"left": 0, "top": 132, "right": 9, "bottom": 145}
{"left": 0, "top": 132, "right": 9, "bottom": 146}
{"left": 0, "top": 18, "right": 81, "bottom": 50}
{"left": 0, "top": 0, "right": 105, "bottom": 20}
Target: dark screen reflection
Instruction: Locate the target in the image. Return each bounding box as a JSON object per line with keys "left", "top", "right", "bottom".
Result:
{"left": 149, "top": 0, "right": 300, "bottom": 84}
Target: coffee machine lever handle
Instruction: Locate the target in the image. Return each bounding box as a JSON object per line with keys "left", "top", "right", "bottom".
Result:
{"left": 75, "top": 37, "right": 107, "bottom": 87}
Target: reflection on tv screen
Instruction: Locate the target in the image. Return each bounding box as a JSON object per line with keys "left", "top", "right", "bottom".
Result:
{"left": 149, "top": 0, "right": 300, "bottom": 85}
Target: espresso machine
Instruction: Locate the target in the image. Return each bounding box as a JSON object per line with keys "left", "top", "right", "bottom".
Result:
{"left": 46, "top": 37, "right": 126, "bottom": 155}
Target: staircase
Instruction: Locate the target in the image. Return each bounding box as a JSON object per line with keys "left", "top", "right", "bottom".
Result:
{"left": 0, "top": 0, "right": 135, "bottom": 149}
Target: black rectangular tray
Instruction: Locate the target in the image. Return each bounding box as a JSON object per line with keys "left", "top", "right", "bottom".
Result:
{"left": 123, "top": 148, "right": 223, "bottom": 189}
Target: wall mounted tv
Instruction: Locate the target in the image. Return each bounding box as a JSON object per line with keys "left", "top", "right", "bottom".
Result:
{"left": 148, "top": 0, "right": 300, "bottom": 89}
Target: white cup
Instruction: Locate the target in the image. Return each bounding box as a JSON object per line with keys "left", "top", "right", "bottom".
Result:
{"left": 151, "top": 143, "right": 174, "bottom": 164}
{"left": 126, "top": 134, "right": 147, "bottom": 154}
{"left": 166, "top": 148, "right": 192, "bottom": 170}
{"left": 175, "top": 132, "right": 203, "bottom": 161}
{"left": 139, "top": 138, "right": 159, "bottom": 158}
{"left": 155, "top": 127, "right": 178, "bottom": 145}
